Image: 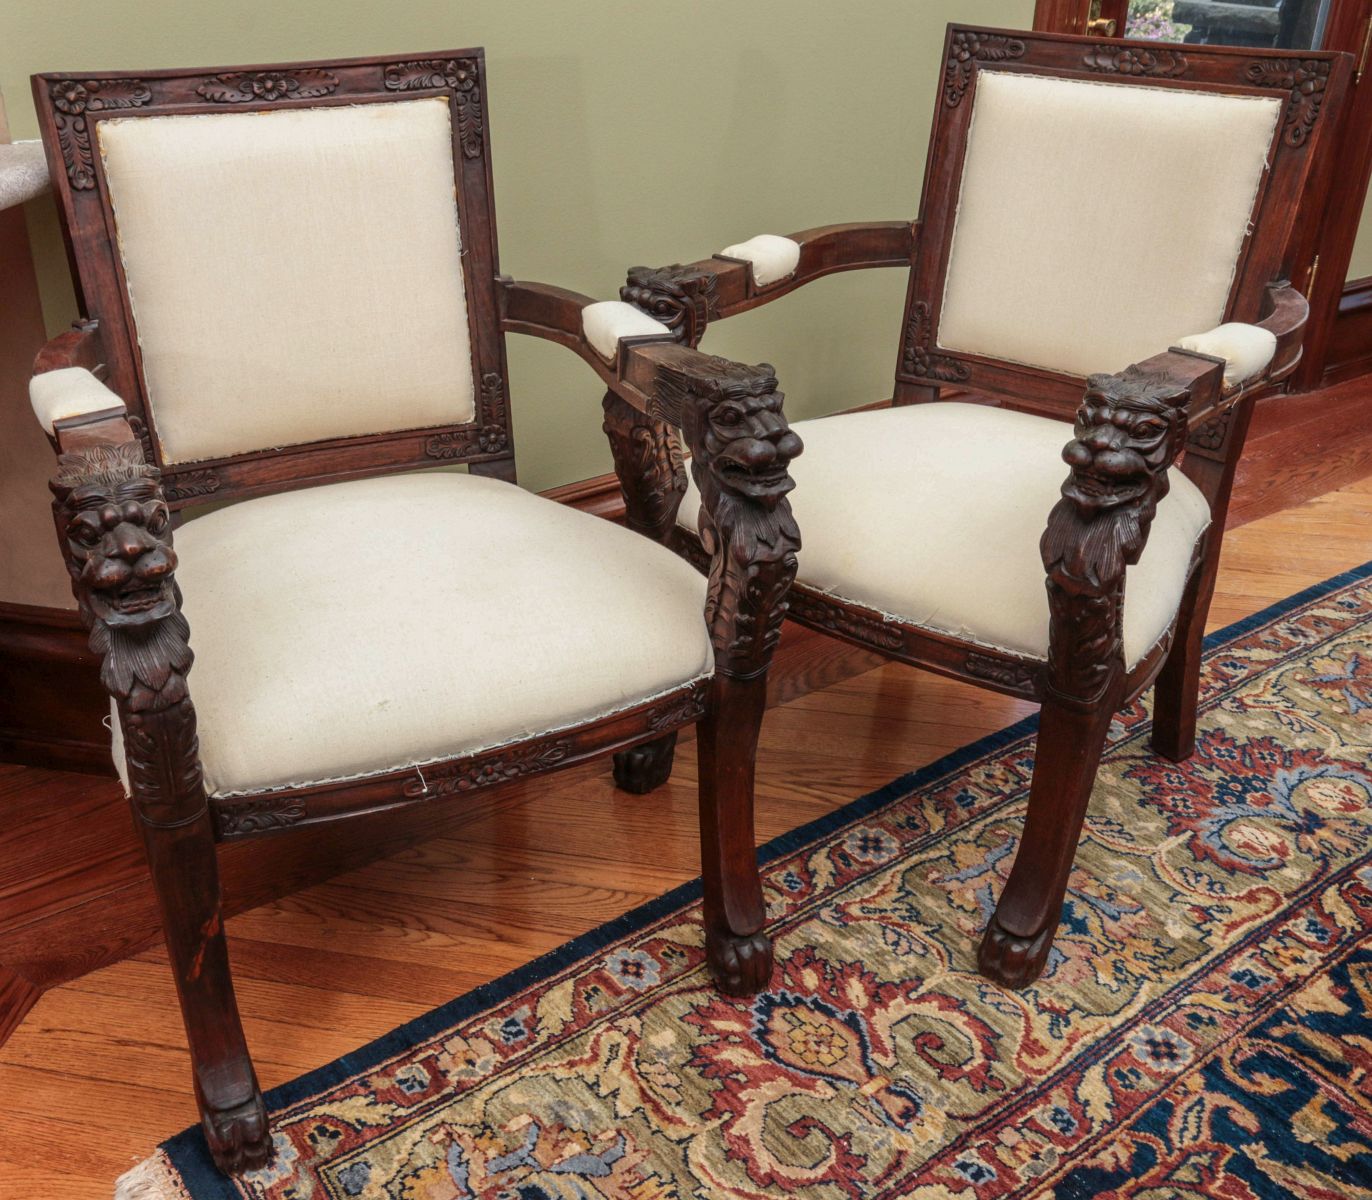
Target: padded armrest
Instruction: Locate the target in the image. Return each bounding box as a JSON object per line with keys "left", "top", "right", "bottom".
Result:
{"left": 717, "top": 234, "right": 802, "bottom": 287}
{"left": 582, "top": 301, "right": 672, "bottom": 360}
{"left": 30, "top": 367, "right": 126, "bottom": 433}
{"left": 1176, "top": 323, "right": 1276, "bottom": 388}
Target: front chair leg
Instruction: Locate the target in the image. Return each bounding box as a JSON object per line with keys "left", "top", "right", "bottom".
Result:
{"left": 984, "top": 361, "right": 1204, "bottom": 988}
{"left": 612, "top": 732, "right": 678, "bottom": 794}
{"left": 662, "top": 352, "right": 802, "bottom": 997}
{"left": 978, "top": 697, "right": 1114, "bottom": 988}
{"left": 48, "top": 441, "right": 270, "bottom": 1174}
{"left": 138, "top": 799, "right": 270, "bottom": 1173}
{"left": 698, "top": 675, "right": 772, "bottom": 995}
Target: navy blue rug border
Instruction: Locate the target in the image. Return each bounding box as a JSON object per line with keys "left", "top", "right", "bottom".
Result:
{"left": 162, "top": 557, "right": 1372, "bottom": 1195}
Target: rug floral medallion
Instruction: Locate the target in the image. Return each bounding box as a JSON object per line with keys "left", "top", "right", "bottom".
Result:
{"left": 130, "top": 565, "right": 1372, "bottom": 1200}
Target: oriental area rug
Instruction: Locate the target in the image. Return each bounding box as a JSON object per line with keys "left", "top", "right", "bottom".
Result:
{"left": 120, "top": 563, "right": 1372, "bottom": 1200}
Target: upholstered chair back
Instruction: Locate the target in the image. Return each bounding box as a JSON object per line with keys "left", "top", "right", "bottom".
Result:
{"left": 96, "top": 99, "right": 474, "bottom": 464}
{"left": 937, "top": 72, "right": 1281, "bottom": 377}
{"left": 903, "top": 33, "right": 1347, "bottom": 408}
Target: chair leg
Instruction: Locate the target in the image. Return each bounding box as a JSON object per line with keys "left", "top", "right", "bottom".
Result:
{"left": 697, "top": 674, "right": 773, "bottom": 996}
{"left": 978, "top": 696, "right": 1114, "bottom": 989}
{"left": 1150, "top": 561, "right": 1215, "bottom": 763}
{"left": 612, "top": 732, "right": 678, "bottom": 794}
{"left": 138, "top": 807, "right": 270, "bottom": 1173}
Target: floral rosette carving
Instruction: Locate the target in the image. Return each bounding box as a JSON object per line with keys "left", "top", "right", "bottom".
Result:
{"left": 49, "top": 77, "right": 152, "bottom": 188}
{"left": 1083, "top": 46, "right": 1187, "bottom": 77}
{"left": 1244, "top": 58, "right": 1329, "bottom": 146}
{"left": 194, "top": 69, "right": 339, "bottom": 103}
{"left": 902, "top": 301, "right": 969, "bottom": 383}
{"left": 383, "top": 58, "right": 484, "bottom": 157}
{"left": 945, "top": 31, "right": 1025, "bottom": 107}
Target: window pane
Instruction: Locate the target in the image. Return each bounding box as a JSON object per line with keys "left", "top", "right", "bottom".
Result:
{"left": 1126, "top": 0, "right": 1332, "bottom": 48}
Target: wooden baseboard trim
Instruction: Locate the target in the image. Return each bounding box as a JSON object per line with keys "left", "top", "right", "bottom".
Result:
{"left": 0, "top": 965, "right": 41, "bottom": 1047}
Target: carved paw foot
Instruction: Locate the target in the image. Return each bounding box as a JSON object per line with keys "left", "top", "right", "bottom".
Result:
{"left": 977, "top": 916, "right": 1055, "bottom": 990}
{"left": 202, "top": 1091, "right": 272, "bottom": 1175}
{"left": 706, "top": 927, "right": 774, "bottom": 996}
{"left": 612, "top": 733, "right": 677, "bottom": 795}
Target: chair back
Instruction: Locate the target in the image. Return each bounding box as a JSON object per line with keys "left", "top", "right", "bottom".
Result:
{"left": 902, "top": 28, "right": 1350, "bottom": 407}
{"left": 33, "top": 54, "right": 511, "bottom": 506}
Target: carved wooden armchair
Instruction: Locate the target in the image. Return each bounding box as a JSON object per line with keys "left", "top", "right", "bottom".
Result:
{"left": 606, "top": 29, "right": 1350, "bottom": 990}
{"left": 28, "top": 53, "right": 799, "bottom": 1175}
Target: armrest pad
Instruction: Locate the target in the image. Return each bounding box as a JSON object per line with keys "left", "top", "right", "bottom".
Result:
{"left": 582, "top": 301, "right": 671, "bottom": 360}
{"left": 717, "top": 234, "right": 801, "bottom": 286}
{"left": 30, "top": 367, "right": 125, "bottom": 433}
{"left": 1176, "top": 323, "right": 1276, "bottom": 388}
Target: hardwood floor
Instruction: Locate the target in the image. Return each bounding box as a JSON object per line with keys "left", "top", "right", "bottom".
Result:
{"left": 1, "top": 475, "right": 1369, "bottom": 1196}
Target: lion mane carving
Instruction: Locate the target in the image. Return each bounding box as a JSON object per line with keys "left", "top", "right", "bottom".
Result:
{"left": 660, "top": 356, "right": 802, "bottom": 677}
{"left": 1041, "top": 365, "right": 1190, "bottom": 697}
{"left": 52, "top": 442, "right": 193, "bottom": 711}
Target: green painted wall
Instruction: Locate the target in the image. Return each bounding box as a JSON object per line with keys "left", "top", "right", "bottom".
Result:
{"left": 5, "top": 0, "right": 1034, "bottom": 492}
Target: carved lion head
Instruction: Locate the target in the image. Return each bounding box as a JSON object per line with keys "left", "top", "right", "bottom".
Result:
{"left": 622, "top": 264, "right": 718, "bottom": 348}
{"left": 52, "top": 443, "right": 177, "bottom": 630}
{"left": 1060, "top": 368, "right": 1188, "bottom": 518}
{"left": 695, "top": 364, "right": 803, "bottom": 511}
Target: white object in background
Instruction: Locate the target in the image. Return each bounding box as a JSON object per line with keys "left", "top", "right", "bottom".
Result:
{"left": 0, "top": 141, "right": 50, "bottom": 210}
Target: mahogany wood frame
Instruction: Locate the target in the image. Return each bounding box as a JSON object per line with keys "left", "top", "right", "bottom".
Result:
{"left": 604, "top": 27, "right": 1351, "bottom": 992}
{"left": 29, "top": 51, "right": 801, "bottom": 1175}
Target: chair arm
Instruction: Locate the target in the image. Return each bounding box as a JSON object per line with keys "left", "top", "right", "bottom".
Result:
{"left": 621, "top": 341, "right": 804, "bottom": 680}
{"left": 497, "top": 277, "right": 679, "bottom": 411}
{"left": 1039, "top": 350, "right": 1224, "bottom": 703}
{"left": 30, "top": 320, "right": 126, "bottom": 440}
{"left": 48, "top": 414, "right": 206, "bottom": 823}
{"left": 34, "top": 318, "right": 105, "bottom": 376}
{"left": 620, "top": 221, "right": 917, "bottom": 345}
{"left": 1177, "top": 282, "right": 1308, "bottom": 430}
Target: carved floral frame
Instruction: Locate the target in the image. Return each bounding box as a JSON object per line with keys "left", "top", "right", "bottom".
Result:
{"left": 900, "top": 27, "right": 1350, "bottom": 412}
{"left": 32, "top": 51, "right": 515, "bottom": 510}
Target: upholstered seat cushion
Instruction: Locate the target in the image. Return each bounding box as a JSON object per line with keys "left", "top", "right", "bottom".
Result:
{"left": 680, "top": 402, "right": 1211, "bottom": 667}
{"left": 115, "top": 474, "right": 712, "bottom": 797}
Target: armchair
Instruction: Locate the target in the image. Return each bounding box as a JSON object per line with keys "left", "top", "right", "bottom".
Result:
{"left": 610, "top": 28, "right": 1350, "bottom": 990}
{"left": 28, "top": 52, "right": 799, "bottom": 1175}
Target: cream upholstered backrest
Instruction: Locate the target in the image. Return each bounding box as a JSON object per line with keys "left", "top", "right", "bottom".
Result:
{"left": 96, "top": 98, "right": 474, "bottom": 465}
{"left": 936, "top": 71, "right": 1282, "bottom": 378}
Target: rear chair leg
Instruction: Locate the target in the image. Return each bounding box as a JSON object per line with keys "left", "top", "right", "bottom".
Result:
{"left": 601, "top": 389, "right": 691, "bottom": 798}
{"left": 612, "top": 732, "right": 678, "bottom": 794}
{"left": 697, "top": 675, "right": 773, "bottom": 995}
{"left": 1151, "top": 559, "right": 1214, "bottom": 762}
{"left": 978, "top": 696, "right": 1114, "bottom": 988}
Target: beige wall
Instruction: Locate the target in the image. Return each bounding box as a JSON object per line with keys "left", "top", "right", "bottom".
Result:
{"left": 1, "top": 0, "right": 1033, "bottom": 605}
{"left": 1348, "top": 192, "right": 1372, "bottom": 282}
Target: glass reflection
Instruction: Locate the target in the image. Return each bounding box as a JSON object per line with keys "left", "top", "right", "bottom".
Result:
{"left": 1126, "top": 0, "right": 1332, "bottom": 48}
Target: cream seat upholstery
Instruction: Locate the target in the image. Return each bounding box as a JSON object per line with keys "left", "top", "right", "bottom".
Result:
{"left": 680, "top": 402, "right": 1211, "bottom": 667}
{"left": 114, "top": 473, "right": 713, "bottom": 797}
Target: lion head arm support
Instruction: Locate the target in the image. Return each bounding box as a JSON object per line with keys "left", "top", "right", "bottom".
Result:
{"left": 1040, "top": 351, "right": 1223, "bottom": 703}
{"left": 619, "top": 343, "right": 803, "bottom": 679}
{"left": 49, "top": 432, "right": 204, "bottom": 822}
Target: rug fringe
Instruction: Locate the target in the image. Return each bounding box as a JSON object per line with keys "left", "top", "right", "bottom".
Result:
{"left": 113, "top": 1152, "right": 186, "bottom": 1200}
